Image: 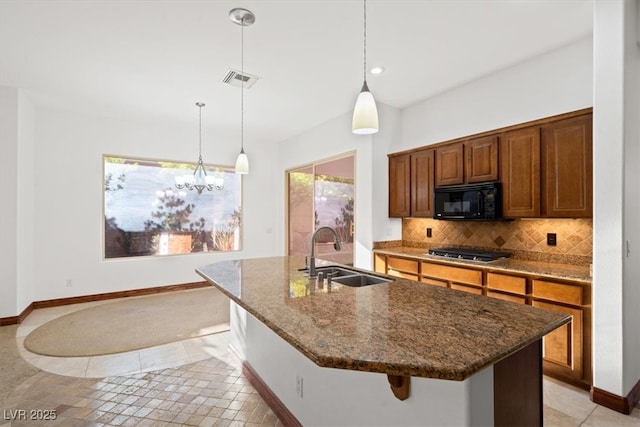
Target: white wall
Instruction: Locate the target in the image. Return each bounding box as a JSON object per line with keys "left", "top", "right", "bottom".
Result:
{"left": 276, "top": 103, "right": 402, "bottom": 270}
{"left": 399, "top": 37, "right": 593, "bottom": 154}
{"left": 237, "top": 303, "right": 494, "bottom": 426}
{"left": 17, "top": 91, "right": 35, "bottom": 313}
{"left": 593, "top": 0, "right": 640, "bottom": 398}
{"left": 0, "top": 86, "right": 35, "bottom": 317}
{"left": 20, "top": 103, "right": 280, "bottom": 304}
{"left": 0, "top": 86, "right": 19, "bottom": 317}
{"left": 622, "top": 0, "right": 640, "bottom": 397}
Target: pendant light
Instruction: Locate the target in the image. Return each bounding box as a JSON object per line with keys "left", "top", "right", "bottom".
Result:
{"left": 352, "top": 0, "right": 379, "bottom": 135}
{"left": 175, "top": 102, "right": 222, "bottom": 194}
{"left": 230, "top": 8, "right": 255, "bottom": 174}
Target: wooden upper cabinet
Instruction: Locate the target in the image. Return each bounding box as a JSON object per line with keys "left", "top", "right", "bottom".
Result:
{"left": 465, "top": 136, "right": 499, "bottom": 183}
{"left": 501, "top": 127, "right": 541, "bottom": 218}
{"left": 388, "top": 154, "right": 411, "bottom": 217}
{"left": 387, "top": 109, "right": 592, "bottom": 219}
{"left": 410, "top": 149, "right": 435, "bottom": 217}
{"left": 436, "top": 143, "right": 464, "bottom": 186}
{"left": 541, "top": 115, "right": 593, "bottom": 218}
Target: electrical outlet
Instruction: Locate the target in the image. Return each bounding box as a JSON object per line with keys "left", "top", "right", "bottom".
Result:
{"left": 296, "top": 375, "right": 304, "bottom": 398}
{"left": 547, "top": 233, "right": 557, "bottom": 246}
{"left": 426, "top": 228, "right": 432, "bottom": 238}
{"left": 65, "top": 279, "right": 72, "bottom": 288}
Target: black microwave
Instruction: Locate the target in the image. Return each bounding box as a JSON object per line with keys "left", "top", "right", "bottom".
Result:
{"left": 434, "top": 182, "right": 502, "bottom": 220}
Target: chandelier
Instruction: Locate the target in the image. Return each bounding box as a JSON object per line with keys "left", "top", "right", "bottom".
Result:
{"left": 175, "top": 102, "right": 224, "bottom": 194}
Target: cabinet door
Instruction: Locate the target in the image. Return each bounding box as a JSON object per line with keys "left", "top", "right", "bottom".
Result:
{"left": 435, "top": 143, "right": 464, "bottom": 186}
{"left": 389, "top": 154, "right": 411, "bottom": 217}
{"left": 410, "top": 149, "right": 435, "bottom": 217}
{"left": 542, "top": 115, "right": 593, "bottom": 218}
{"left": 373, "top": 254, "right": 386, "bottom": 274}
{"left": 533, "top": 300, "right": 583, "bottom": 380}
{"left": 465, "top": 136, "right": 499, "bottom": 183}
{"left": 501, "top": 127, "right": 541, "bottom": 217}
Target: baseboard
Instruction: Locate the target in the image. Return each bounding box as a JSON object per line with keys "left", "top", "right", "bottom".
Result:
{"left": 543, "top": 367, "right": 591, "bottom": 391}
{"left": 242, "top": 361, "right": 302, "bottom": 427}
{"left": 0, "top": 281, "right": 210, "bottom": 325}
{"left": 0, "top": 302, "right": 34, "bottom": 326}
{"left": 591, "top": 377, "right": 640, "bottom": 415}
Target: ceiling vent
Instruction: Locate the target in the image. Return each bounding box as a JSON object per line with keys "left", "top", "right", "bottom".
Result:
{"left": 222, "top": 69, "right": 260, "bottom": 89}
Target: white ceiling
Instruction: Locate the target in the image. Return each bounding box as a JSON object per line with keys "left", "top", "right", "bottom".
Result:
{"left": 0, "top": 0, "right": 594, "bottom": 144}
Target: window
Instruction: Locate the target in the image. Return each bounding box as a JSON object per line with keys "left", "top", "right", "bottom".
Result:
{"left": 287, "top": 154, "right": 355, "bottom": 265}
{"left": 103, "top": 155, "right": 241, "bottom": 259}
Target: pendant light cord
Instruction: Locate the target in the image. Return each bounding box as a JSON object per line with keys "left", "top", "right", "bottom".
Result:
{"left": 198, "top": 103, "right": 203, "bottom": 160}
{"left": 363, "top": 0, "right": 367, "bottom": 82}
{"left": 241, "top": 16, "right": 245, "bottom": 152}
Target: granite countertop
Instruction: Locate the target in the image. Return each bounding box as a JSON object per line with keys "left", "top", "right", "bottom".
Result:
{"left": 373, "top": 246, "right": 592, "bottom": 283}
{"left": 197, "top": 256, "right": 570, "bottom": 381}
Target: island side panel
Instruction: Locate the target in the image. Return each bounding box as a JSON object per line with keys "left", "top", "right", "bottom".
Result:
{"left": 232, "top": 302, "right": 495, "bottom": 426}
{"left": 494, "top": 339, "right": 543, "bottom": 426}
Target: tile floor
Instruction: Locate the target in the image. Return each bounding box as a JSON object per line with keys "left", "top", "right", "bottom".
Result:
{"left": 2, "top": 293, "right": 639, "bottom": 426}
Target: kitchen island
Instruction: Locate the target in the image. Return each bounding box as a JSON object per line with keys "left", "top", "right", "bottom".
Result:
{"left": 197, "top": 256, "right": 570, "bottom": 426}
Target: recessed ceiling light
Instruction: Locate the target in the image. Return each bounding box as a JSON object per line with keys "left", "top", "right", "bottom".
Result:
{"left": 370, "top": 66, "right": 385, "bottom": 75}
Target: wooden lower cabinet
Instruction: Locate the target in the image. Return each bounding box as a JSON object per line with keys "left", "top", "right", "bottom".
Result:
{"left": 451, "top": 283, "right": 483, "bottom": 295}
{"left": 487, "top": 291, "right": 526, "bottom": 304}
{"left": 373, "top": 252, "right": 592, "bottom": 387}
{"left": 486, "top": 272, "right": 527, "bottom": 304}
{"left": 532, "top": 278, "right": 590, "bottom": 386}
{"left": 373, "top": 254, "right": 387, "bottom": 274}
{"left": 377, "top": 255, "right": 420, "bottom": 281}
{"left": 533, "top": 301, "right": 584, "bottom": 381}
{"left": 421, "top": 262, "right": 482, "bottom": 286}
{"left": 421, "top": 277, "right": 448, "bottom": 288}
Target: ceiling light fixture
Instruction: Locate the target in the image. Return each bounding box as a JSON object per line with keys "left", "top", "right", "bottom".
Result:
{"left": 229, "top": 7, "right": 255, "bottom": 175}
{"left": 370, "top": 66, "right": 385, "bottom": 75}
{"left": 175, "top": 102, "right": 223, "bottom": 194}
{"left": 352, "top": 0, "right": 379, "bottom": 135}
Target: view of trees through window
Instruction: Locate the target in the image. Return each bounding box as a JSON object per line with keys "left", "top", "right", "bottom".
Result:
{"left": 288, "top": 155, "right": 355, "bottom": 266}
{"left": 103, "top": 155, "right": 242, "bottom": 258}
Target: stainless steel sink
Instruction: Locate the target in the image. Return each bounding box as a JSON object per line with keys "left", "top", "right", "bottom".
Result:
{"left": 332, "top": 274, "right": 391, "bottom": 287}
{"left": 313, "top": 266, "right": 361, "bottom": 277}
{"left": 312, "top": 266, "right": 392, "bottom": 287}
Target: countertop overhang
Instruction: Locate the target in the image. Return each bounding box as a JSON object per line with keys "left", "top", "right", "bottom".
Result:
{"left": 196, "top": 256, "right": 570, "bottom": 381}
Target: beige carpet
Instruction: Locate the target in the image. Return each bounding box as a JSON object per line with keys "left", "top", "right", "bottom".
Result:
{"left": 23, "top": 288, "right": 230, "bottom": 357}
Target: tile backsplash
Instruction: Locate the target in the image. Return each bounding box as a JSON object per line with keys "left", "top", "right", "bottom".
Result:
{"left": 402, "top": 218, "right": 592, "bottom": 265}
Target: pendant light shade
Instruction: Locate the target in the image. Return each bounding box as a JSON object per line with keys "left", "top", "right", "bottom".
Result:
{"left": 352, "top": 81, "right": 379, "bottom": 135}
{"left": 352, "top": 0, "right": 378, "bottom": 135}
{"left": 230, "top": 8, "right": 254, "bottom": 175}
{"left": 234, "top": 148, "right": 249, "bottom": 174}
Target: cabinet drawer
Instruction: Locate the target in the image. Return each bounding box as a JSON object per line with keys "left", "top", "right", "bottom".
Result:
{"left": 487, "top": 291, "right": 526, "bottom": 305}
{"left": 388, "top": 270, "right": 419, "bottom": 281}
{"left": 486, "top": 273, "right": 527, "bottom": 295}
{"left": 421, "top": 277, "right": 448, "bottom": 288}
{"left": 450, "top": 283, "right": 483, "bottom": 295}
{"left": 532, "top": 280, "right": 583, "bottom": 306}
{"left": 387, "top": 257, "right": 419, "bottom": 274}
{"left": 421, "top": 262, "right": 482, "bottom": 286}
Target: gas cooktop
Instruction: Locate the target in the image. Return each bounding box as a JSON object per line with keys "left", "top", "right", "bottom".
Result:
{"left": 428, "top": 247, "right": 511, "bottom": 263}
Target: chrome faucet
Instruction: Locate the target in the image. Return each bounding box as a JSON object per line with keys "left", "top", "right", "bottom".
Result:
{"left": 308, "top": 226, "right": 342, "bottom": 277}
